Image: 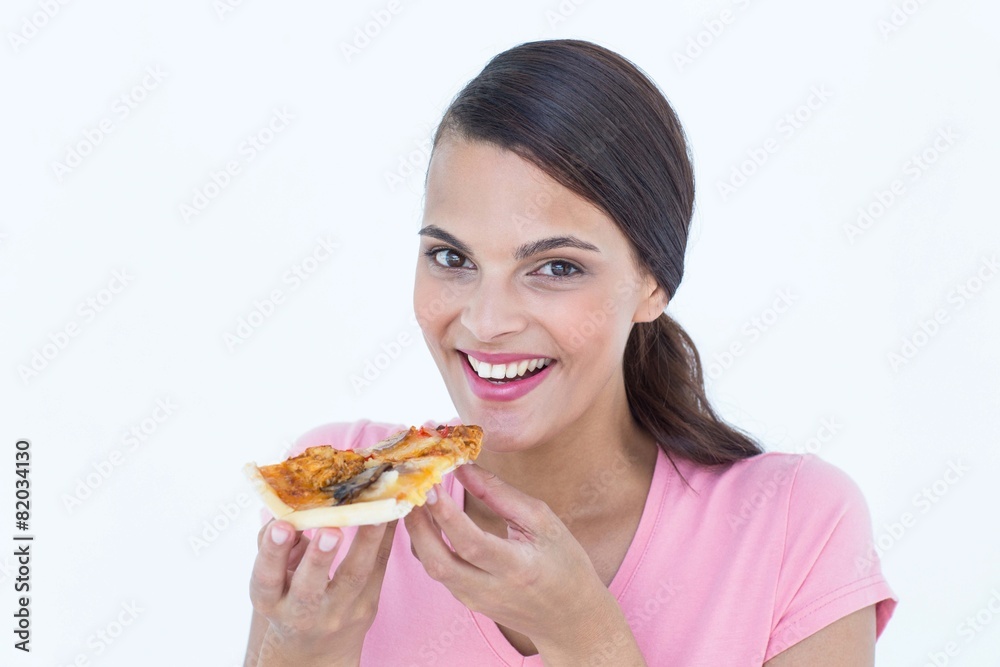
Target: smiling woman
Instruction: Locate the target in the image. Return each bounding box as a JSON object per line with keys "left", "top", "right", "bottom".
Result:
{"left": 245, "top": 39, "right": 898, "bottom": 667}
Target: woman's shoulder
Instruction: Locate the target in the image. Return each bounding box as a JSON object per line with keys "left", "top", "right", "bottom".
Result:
{"left": 663, "top": 450, "right": 897, "bottom": 648}
{"left": 669, "top": 450, "right": 876, "bottom": 536}
{"left": 714, "top": 452, "right": 896, "bottom": 650}
{"left": 680, "top": 450, "right": 867, "bottom": 503}
{"left": 290, "top": 416, "right": 462, "bottom": 457}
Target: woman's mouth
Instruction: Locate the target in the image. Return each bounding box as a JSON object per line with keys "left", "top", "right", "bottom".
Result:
{"left": 465, "top": 353, "right": 553, "bottom": 384}
{"left": 458, "top": 351, "right": 556, "bottom": 401}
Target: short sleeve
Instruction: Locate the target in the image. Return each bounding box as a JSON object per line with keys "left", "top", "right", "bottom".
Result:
{"left": 765, "top": 454, "right": 898, "bottom": 661}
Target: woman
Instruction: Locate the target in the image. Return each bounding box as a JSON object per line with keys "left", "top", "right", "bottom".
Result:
{"left": 245, "top": 39, "right": 897, "bottom": 666}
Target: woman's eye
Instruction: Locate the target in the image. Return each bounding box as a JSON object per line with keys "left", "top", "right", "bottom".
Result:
{"left": 535, "top": 260, "right": 580, "bottom": 277}
{"left": 432, "top": 248, "right": 472, "bottom": 269}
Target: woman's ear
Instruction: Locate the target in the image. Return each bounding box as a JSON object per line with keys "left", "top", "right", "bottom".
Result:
{"left": 633, "top": 276, "right": 669, "bottom": 323}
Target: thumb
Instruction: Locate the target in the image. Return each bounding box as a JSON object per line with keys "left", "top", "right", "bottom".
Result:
{"left": 454, "top": 464, "right": 560, "bottom": 542}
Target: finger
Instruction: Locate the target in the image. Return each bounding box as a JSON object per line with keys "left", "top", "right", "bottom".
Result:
{"left": 250, "top": 520, "right": 297, "bottom": 610}
{"left": 257, "top": 519, "right": 273, "bottom": 549}
{"left": 287, "top": 527, "right": 344, "bottom": 603}
{"left": 329, "top": 522, "right": 389, "bottom": 598}
{"left": 455, "top": 464, "right": 559, "bottom": 541}
{"left": 425, "top": 484, "right": 512, "bottom": 573}
{"left": 286, "top": 531, "right": 310, "bottom": 571}
{"left": 404, "top": 504, "right": 490, "bottom": 589}
{"left": 356, "top": 520, "right": 399, "bottom": 601}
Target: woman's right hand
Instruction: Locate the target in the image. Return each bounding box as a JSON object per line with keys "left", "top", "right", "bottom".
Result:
{"left": 248, "top": 519, "right": 398, "bottom": 667}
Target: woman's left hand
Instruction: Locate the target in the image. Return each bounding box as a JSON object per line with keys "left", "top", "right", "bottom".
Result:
{"left": 404, "top": 463, "right": 645, "bottom": 663}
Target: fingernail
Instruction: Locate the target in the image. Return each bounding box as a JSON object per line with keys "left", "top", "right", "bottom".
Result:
{"left": 271, "top": 524, "right": 290, "bottom": 546}
{"left": 426, "top": 486, "right": 438, "bottom": 505}
{"left": 318, "top": 531, "right": 340, "bottom": 552}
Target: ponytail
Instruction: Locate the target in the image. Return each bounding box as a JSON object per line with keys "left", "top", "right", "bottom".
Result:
{"left": 624, "top": 313, "right": 763, "bottom": 467}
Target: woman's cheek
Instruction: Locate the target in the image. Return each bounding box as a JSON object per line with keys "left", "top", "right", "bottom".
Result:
{"left": 413, "top": 276, "right": 448, "bottom": 334}
{"left": 548, "top": 289, "right": 625, "bottom": 355}
{"left": 415, "top": 284, "right": 473, "bottom": 381}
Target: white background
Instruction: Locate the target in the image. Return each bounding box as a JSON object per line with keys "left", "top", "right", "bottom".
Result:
{"left": 1, "top": 0, "right": 998, "bottom": 665}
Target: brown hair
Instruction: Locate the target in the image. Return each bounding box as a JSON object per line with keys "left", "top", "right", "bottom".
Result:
{"left": 429, "top": 39, "right": 763, "bottom": 467}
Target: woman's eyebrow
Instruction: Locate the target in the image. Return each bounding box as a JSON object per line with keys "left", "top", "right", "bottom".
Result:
{"left": 513, "top": 236, "right": 600, "bottom": 260}
{"left": 417, "top": 225, "right": 600, "bottom": 260}
{"left": 417, "top": 225, "right": 473, "bottom": 256}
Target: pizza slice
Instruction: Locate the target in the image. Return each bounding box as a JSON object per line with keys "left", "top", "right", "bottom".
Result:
{"left": 243, "top": 424, "right": 483, "bottom": 529}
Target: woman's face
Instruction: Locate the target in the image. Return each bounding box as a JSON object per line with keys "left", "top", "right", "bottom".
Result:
{"left": 413, "top": 135, "right": 666, "bottom": 452}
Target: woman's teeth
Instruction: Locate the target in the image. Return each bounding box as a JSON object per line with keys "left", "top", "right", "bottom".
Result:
{"left": 466, "top": 354, "right": 553, "bottom": 381}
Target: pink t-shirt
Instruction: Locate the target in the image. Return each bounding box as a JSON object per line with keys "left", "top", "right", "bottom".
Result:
{"left": 262, "top": 418, "right": 897, "bottom": 666}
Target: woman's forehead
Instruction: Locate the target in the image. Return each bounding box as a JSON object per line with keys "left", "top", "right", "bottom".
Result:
{"left": 425, "top": 138, "right": 559, "bottom": 206}
{"left": 422, "top": 139, "right": 619, "bottom": 249}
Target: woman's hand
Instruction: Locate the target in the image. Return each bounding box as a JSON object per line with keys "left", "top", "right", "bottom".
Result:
{"left": 404, "top": 464, "right": 646, "bottom": 665}
{"left": 248, "top": 519, "right": 397, "bottom": 667}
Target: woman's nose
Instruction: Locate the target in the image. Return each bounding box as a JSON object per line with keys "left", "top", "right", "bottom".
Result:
{"left": 459, "top": 278, "right": 528, "bottom": 342}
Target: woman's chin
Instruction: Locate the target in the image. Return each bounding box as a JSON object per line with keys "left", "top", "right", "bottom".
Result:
{"left": 481, "top": 433, "right": 534, "bottom": 454}
{"left": 456, "top": 406, "right": 541, "bottom": 453}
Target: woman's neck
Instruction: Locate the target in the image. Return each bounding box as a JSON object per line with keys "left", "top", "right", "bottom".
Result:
{"left": 468, "top": 396, "right": 659, "bottom": 531}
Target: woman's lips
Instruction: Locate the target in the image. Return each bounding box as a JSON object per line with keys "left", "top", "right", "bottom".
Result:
{"left": 458, "top": 351, "right": 555, "bottom": 402}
